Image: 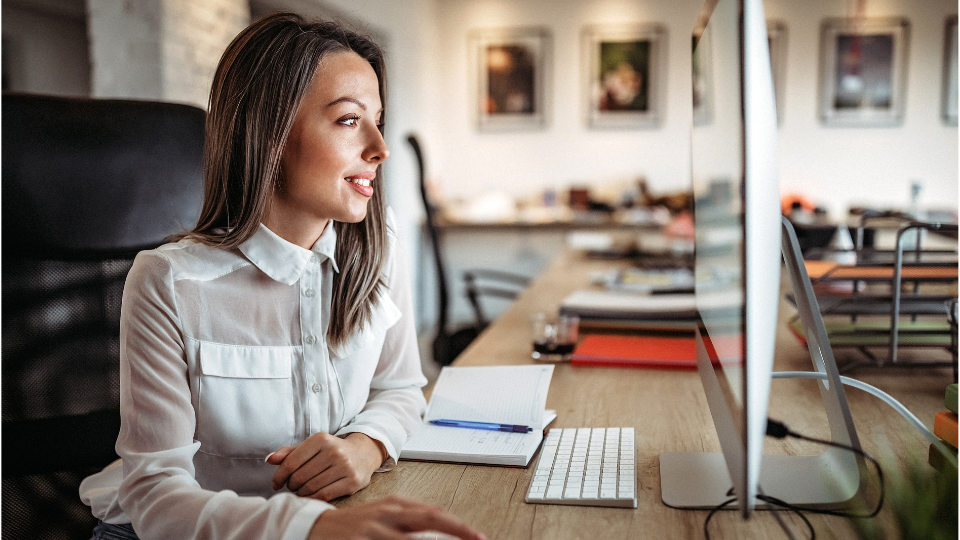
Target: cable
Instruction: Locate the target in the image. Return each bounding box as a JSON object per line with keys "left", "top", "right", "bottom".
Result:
{"left": 702, "top": 369, "right": 954, "bottom": 538}
{"left": 703, "top": 493, "right": 815, "bottom": 540}
{"left": 773, "top": 371, "right": 958, "bottom": 469}
{"left": 756, "top": 493, "right": 815, "bottom": 540}
{"left": 702, "top": 496, "right": 736, "bottom": 540}
{"left": 764, "top": 419, "right": 885, "bottom": 519}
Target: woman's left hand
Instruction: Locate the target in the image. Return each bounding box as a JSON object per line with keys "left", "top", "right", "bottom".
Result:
{"left": 267, "top": 432, "right": 385, "bottom": 501}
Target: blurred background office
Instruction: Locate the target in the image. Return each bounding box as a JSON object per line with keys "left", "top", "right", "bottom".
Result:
{"left": 4, "top": 0, "right": 956, "bottom": 362}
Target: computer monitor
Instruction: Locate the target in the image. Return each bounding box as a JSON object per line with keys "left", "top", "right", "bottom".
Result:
{"left": 659, "top": 0, "right": 866, "bottom": 519}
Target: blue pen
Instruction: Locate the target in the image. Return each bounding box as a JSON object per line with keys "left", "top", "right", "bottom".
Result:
{"left": 430, "top": 419, "right": 532, "bottom": 433}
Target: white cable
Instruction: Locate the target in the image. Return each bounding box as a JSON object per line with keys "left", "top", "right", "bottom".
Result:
{"left": 773, "top": 371, "right": 958, "bottom": 468}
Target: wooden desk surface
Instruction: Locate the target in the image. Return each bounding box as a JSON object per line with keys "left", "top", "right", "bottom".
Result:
{"left": 433, "top": 216, "right": 661, "bottom": 233}
{"left": 338, "top": 250, "right": 954, "bottom": 539}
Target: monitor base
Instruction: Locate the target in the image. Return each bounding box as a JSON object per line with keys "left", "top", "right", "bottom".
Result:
{"left": 660, "top": 449, "right": 859, "bottom": 510}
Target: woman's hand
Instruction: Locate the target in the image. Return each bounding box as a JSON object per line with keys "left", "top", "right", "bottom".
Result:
{"left": 308, "top": 495, "right": 486, "bottom": 540}
{"left": 267, "top": 432, "right": 385, "bottom": 500}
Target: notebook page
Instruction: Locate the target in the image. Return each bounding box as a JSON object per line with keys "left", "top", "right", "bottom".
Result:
{"left": 402, "top": 424, "right": 538, "bottom": 457}
{"left": 425, "top": 365, "right": 554, "bottom": 426}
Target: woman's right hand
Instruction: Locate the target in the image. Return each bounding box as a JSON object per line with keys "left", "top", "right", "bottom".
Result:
{"left": 308, "top": 495, "right": 486, "bottom": 540}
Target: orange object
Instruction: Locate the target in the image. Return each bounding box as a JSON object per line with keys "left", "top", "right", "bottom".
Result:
{"left": 934, "top": 412, "right": 958, "bottom": 449}
{"left": 781, "top": 193, "right": 816, "bottom": 216}
{"left": 803, "top": 261, "right": 958, "bottom": 281}
{"left": 571, "top": 334, "right": 697, "bottom": 369}
{"left": 803, "top": 260, "right": 838, "bottom": 279}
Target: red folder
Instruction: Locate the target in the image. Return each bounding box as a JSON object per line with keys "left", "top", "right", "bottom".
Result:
{"left": 570, "top": 334, "right": 697, "bottom": 369}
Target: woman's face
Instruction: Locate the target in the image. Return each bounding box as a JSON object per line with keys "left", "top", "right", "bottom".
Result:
{"left": 273, "top": 50, "right": 389, "bottom": 232}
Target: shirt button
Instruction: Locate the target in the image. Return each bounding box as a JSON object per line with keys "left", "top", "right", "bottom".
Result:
{"left": 304, "top": 288, "right": 316, "bottom": 298}
{"left": 304, "top": 335, "right": 317, "bottom": 345}
{"left": 312, "top": 383, "right": 322, "bottom": 393}
{"left": 311, "top": 254, "right": 320, "bottom": 264}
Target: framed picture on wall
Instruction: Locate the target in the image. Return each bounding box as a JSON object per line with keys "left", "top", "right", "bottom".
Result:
{"left": 767, "top": 21, "right": 787, "bottom": 125}
{"left": 469, "top": 27, "right": 551, "bottom": 131}
{"left": 692, "top": 24, "right": 713, "bottom": 126}
{"left": 942, "top": 16, "right": 958, "bottom": 125}
{"left": 818, "top": 17, "right": 910, "bottom": 127}
{"left": 582, "top": 24, "right": 666, "bottom": 129}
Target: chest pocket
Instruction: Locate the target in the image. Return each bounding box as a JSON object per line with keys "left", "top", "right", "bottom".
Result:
{"left": 197, "top": 342, "right": 297, "bottom": 458}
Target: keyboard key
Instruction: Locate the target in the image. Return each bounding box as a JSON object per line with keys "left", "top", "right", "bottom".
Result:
{"left": 527, "top": 427, "right": 637, "bottom": 508}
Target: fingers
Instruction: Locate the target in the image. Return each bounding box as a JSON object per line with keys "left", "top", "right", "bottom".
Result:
{"left": 294, "top": 453, "right": 371, "bottom": 499}
{"left": 271, "top": 434, "right": 334, "bottom": 490}
{"left": 303, "top": 475, "right": 361, "bottom": 501}
{"left": 270, "top": 432, "right": 375, "bottom": 495}
{"left": 398, "top": 501, "right": 485, "bottom": 540}
{"left": 307, "top": 496, "right": 486, "bottom": 540}
{"left": 265, "top": 446, "right": 294, "bottom": 465}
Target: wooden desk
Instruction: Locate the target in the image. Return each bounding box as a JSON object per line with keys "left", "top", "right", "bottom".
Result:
{"left": 340, "top": 250, "right": 953, "bottom": 539}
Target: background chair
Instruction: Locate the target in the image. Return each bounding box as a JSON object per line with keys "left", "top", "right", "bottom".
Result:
{"left": 2, "top": 93, "right": 205, "bottom": 540}
{"left": 407, "top": 134, "right": 529, "bottom": 366}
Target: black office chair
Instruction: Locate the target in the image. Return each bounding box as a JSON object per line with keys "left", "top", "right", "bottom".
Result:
{"left": 2, "top": 93, "right": 205, "bottom": 540}
{"left": 407, "top": 134, "right": 529, "bottom": 366}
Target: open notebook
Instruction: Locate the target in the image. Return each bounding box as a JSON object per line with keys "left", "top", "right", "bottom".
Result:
{"left": 400, "top": 365, "right": 555, "bottom": 466}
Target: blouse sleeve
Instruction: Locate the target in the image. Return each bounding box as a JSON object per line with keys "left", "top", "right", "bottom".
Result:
{"left": 116, "top": 250, "right": 332, "bottom": 540}
{"left": 335, "top": 209, "right": 429, "bottom": 468}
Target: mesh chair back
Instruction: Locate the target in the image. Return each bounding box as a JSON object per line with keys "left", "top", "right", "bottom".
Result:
{"left": 2, "top": 94, "right": 205, "bottom": 540}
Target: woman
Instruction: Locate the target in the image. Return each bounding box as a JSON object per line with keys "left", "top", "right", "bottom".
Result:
{"left": 80, "top": 13, "right": 485, "bottom": 540}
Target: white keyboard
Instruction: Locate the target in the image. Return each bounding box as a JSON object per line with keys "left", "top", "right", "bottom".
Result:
{"left": 525, "top": 427, "right": 637, "bottom": 508}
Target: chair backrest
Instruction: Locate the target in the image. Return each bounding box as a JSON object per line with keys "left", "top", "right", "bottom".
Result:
{"left": 2, "top": 93, "right": 205, "bottom": 540}
{"left": 407, "top": 134, "right": 451, "bottom": 335}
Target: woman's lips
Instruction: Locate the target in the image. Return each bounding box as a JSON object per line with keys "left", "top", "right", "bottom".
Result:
{"left": 345, "top": 174, "right": 374, "bottom": 197}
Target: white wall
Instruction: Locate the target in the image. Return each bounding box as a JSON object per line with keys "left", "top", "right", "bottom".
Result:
{"left": 431, "top": 0, "right": 704, "bottom": 203}
{"left": 86, "top": 0, "right": 164, "bottom": 101}
{"left": 86, "top": 0, "right": 248, "bottom": 108}
{"left": 765, "top": 0, "right": 958, "bottom": 217}
{"left": 162, "top": 0, "right": 251, "bottom": 108}
{"left": 428, "top": 0, "right": 957, "bottom": 219}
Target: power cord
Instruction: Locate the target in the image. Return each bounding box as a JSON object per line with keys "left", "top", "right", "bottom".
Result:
{"left": 764, "top": 419, "right": 885, "bottom": 519}
{"left": 772, "top": 371, "right": 957, "bottom": 469}
{"left": 703, "top": 488, "right": 814, "bottom": 540}
{"left": 702, "top": 419, "right": 886, "bottom": 540}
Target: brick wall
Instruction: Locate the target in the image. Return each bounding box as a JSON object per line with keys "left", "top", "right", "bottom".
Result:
{"left": 86, "top": 0, "right": 249, "bottom": 109}
{"left": 162, "top": 0, "right": 249, "bottom": 108}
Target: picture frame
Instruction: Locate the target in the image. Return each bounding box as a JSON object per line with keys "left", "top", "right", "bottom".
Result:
{"left": 692, "top": 24, "right": 713, "bottom": 126}
{"left": 767, "top": 21, "right": 787, "bottom": 125}
{"left": 818, "top": 17, "right": 910, "bottom": 127}
{"left": 469, "top": 27, "right": 551, "bottom": 131}
{"left": 942, "top": 16, "right": 958, "bottom": 126}
{"left": 582, "top": 23, "right": 666, "bottom": 129}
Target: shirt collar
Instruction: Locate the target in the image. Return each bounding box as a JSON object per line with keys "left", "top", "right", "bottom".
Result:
{"left": 239, "top": 223, "right": 339, "bottom": 285}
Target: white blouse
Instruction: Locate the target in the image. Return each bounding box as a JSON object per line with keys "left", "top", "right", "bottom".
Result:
{"left": 80, "top": 209, "right": 428, "bottom": 540}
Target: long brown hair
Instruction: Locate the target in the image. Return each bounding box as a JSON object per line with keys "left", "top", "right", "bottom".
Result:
{"left": 179, "top": 12, "right": 389, "bottom": 347}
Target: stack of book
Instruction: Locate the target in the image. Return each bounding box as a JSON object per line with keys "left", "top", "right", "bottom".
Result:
{"left": 930, "top": 383, "right": 958, "bottom": 471}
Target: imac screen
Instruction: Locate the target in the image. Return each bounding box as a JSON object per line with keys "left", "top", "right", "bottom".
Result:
{"left": 691, "top": 0, "right": 780, "bottom": 517}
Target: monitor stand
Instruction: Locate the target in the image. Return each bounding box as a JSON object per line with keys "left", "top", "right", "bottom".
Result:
{"left": 660, "top": 217, "right": 868, "bottom": 511}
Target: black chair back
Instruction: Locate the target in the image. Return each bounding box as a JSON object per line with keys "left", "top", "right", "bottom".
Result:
{"left": 2, "top": 93, "right": 205, "bottom": 540}
{"left": 407, "top": 134, "right": 479, "bottom": 366}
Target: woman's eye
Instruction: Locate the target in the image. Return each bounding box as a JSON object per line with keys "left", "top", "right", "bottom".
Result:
{"left": 339, "top": 115, "right": 360, "bottom": 127}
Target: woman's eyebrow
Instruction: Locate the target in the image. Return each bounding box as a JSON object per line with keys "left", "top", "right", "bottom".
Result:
{"left": 327, "top": 96, "right": 367, "bottom": 110}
